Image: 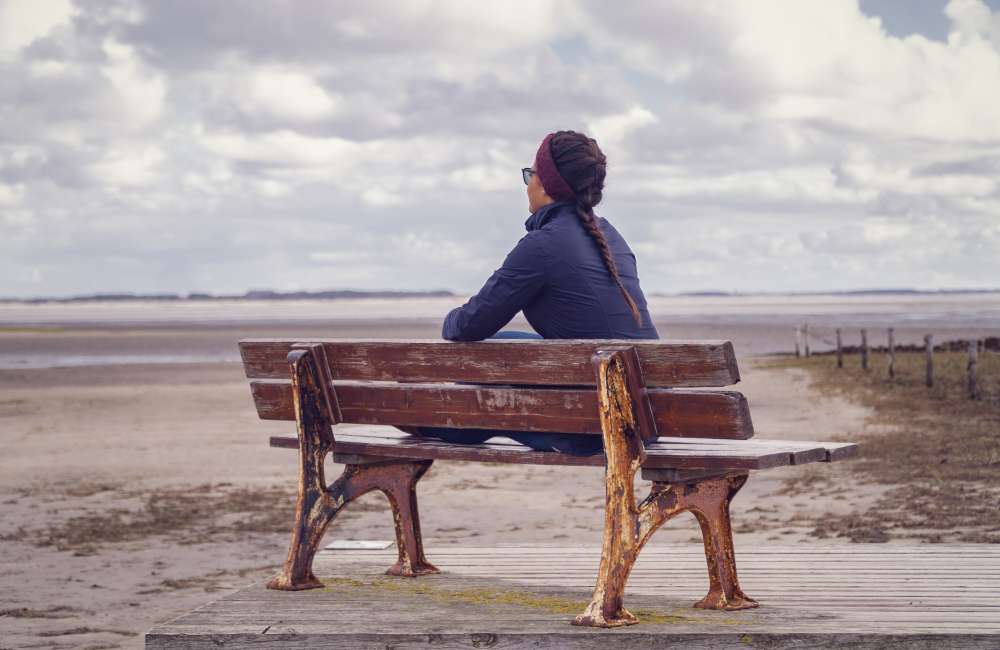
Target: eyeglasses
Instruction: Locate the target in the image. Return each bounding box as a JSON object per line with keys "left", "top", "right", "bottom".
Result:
{"left": 521, "top": 167, "right": 535, "bottom": 185}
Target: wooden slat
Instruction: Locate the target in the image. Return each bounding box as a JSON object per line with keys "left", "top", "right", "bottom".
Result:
{"left": 653, "top": 437, "right": 829, "bottom": 465}
{"left": 147, "top": 544, "right": 1000, "bottom": 646}
{"left": 359, "top": 546, "right": 1000, "bottom": 556}
{"left": 329, "top": 428, "right": 817, "bottom": 456}
{"left": 268, "top": 431, "right": 793, "bottom": 470}
{"left": 249, "top": 380, "right": 754, "bottom": 439}
{"left": 335, "top": 428, "right": 810, "bottom": 454}
{"left": 814, "top": 441, "right": 858, "bottom": 462}
{"left": 239, "top": 338, "right": 740, "bottom": 387}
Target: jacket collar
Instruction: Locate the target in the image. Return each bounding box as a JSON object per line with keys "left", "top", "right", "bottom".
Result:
{"left": 524, "top": 200, "right": 574, "bottom": 232}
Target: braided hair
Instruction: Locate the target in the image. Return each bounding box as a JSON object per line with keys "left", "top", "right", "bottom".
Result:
{"left": 549, "top": 130, "right": 643, "bottom": 327}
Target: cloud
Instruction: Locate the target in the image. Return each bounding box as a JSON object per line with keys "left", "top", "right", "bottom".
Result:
{"left": 947, "top": 0, "right": 1000, "bottom": 47}
{"left": 0, "top": 0, "right": 75, "bottom": 60}
{"left": 0, "top": 182, "right": 25, "bottom": 206}
{"left": 1, "top": 0, "right": 999, "bottom": 298}
{"left": 242, "top": 67, "right": 342, "bottom": 123}
{"left": 100, "top": 38, "right": 166, "bottom": 130}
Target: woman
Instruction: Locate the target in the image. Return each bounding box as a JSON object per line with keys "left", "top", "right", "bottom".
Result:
{"left": 403, "top": 130, "right": 659, "bottom": 455}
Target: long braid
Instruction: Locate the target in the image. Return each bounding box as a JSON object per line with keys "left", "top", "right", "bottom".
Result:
{"left": 551, "top": 131, "right": 643, "bottom": 327}
{"left": 574, "top": 198, "right": 642, "bottom": 326}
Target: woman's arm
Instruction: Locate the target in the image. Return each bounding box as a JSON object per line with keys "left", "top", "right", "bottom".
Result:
{"left": 442, "top": 233, "right": 547, "bottom": 341}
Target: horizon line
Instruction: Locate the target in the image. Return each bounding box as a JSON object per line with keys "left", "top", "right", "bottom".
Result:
{"left": 3, "top": 286, "right": 1000, "bottom": 303}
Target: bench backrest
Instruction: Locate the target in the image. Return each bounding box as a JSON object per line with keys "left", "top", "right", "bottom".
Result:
{"left": 239, "top": 339, "right": 753, "bottom": 439}
{"left": 239, "top": 339, "right": 753, "bottom": 441}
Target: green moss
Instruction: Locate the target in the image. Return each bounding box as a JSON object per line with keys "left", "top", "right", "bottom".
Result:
{"left": 315, "top": 575, "right": 700, "bottom": 623}
{"left": 317, "top": 577, "right": 369, "bottom": 590}
{"left": 630, "top": 608, "right": 690, "bottom": 624}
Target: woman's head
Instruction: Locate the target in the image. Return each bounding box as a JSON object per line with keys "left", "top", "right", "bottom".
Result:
{"left": 526, "top": 130, "right": 606, "bottom": 213}
{"left": 526, "top": 130, "right": 642, "bottom": 326}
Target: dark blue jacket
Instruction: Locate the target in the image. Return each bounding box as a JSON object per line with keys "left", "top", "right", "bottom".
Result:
{"left": 442, "top": 201, "right": 659, "bottom": 341}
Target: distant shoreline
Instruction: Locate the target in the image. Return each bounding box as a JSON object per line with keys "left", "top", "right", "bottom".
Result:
{"left": 0, "top": 289, "right": 457, "bottom": 304}
{"left": 3, "top": 287, "right": 999, "bottom": 304}
{"left": 661, "top": 288, "right": 1000, "bottom": 298}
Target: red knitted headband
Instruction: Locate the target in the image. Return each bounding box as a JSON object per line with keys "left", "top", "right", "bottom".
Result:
{"left": 533, "top": 133, "right": 576, "bottom": 202}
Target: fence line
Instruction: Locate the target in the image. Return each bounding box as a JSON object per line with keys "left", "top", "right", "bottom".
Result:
{"left": 888, "top": 327, "right": 895, "bottom": 380}
{"left": 968, "top": 341, "right": 979, "bottom": 400}
{"left": 925, "top": 334, "right": 934, "bottom": 388}
{"left": 792, "top": 325, "right": 995, "bottom": 401}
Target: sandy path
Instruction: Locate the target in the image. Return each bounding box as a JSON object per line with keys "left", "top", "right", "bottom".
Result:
{"left": 0, "top": 358, "right": 875, "bottom": 649}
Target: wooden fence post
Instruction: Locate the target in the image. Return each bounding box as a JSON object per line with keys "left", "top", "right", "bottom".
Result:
{"left": 887, "top": 328, "right": 895, "bottom": 380}
{"left": 803, "top": 324, "right": 811, "bottom": 357}
{"left": 861, "top": 329, "right": 869, "bottom": 371}
{"left": 795, "top": 327, "right": 801, "bottom": 358}
{"left": 968, "top": 340, "right": 979, "bottom": 400}
{"left": 836, "top": 328, "right": 843, "bottom": 368}
{"left": 925, "top": 334, "right": 934, "bottom": 388}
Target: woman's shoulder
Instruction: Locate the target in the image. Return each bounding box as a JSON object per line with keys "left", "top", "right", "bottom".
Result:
{"left": 594, "top": 212, "right": 619, "bottom": 233}
{"left": 595, "top": 215, "right": 635, "bottom": 252}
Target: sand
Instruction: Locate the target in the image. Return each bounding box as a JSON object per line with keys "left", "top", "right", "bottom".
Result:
{"left": 0, "top": 328, "right": 880, "bottom": 649}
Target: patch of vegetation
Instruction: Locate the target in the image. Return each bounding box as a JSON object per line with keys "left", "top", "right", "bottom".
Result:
{"left": 17, "top": 483, "right": 298, "bottom": 551}
{"left": 320, "top": 576, "right": 701, "bottom": 624}
{"left": 136, "top": 565, "right": 276, "bottom": 595}
{"left": 760, "top": 351, "right": 1000, "bottom": 543}
{"left": 0, "top": 606, "right": 84, "bottom": 618}
{"left": 36, "top": 626, "right": 136, "bottom": 637}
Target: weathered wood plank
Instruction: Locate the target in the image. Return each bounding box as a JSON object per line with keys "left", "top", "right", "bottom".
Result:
{"left": 316, "top": 428, "right": 840, "bottom": 466}
{"left": 268, "top": 431, "right": 797, "bottom": 469}
{"left": 391, "top": 545, "right": 1000, "bottom": 555}
{"left": 167, "top": 597, "right": 1000, "bottom": 609}
{"left": 239, "top": 338, "right": 740, "bottom": 387}
{"left": 147, "top": 632, "right": 1000, "bottom": 649}
{"left": 652, "top": 437, "right": 830, "bottom": 464}
{"left": 161, "top": 609, "right": 1000, "bottom": 622}
{"left": 249, "top": 379, "right": 755, "bottom": 439}
{"left": 146, "top": 545, "right": 1000, "bottom": 649}
{"left": 324, "top": 429, "right": 849, "bottom": 467}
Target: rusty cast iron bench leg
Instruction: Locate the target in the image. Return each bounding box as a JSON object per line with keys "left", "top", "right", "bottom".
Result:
{"left": 573, "top": 349, "right": 757, "bottom": 627}
{"left": 685, "top": 473, "right": 757, "bottom": 610}
{"left": 267, "top": 347, "right": 438, "bottom": 591}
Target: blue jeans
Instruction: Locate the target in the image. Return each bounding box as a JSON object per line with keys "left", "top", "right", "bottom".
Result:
{"left": 404, "top": 330, "right": 603, "bottom": 456}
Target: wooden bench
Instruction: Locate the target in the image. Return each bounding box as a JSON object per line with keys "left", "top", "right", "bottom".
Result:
{"left": 239, "top": 338, "right": 857, "bottom": 628}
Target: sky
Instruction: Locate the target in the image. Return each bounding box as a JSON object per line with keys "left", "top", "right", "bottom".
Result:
{"left": 1, "top": 0, "right": 999, "bottom": 298}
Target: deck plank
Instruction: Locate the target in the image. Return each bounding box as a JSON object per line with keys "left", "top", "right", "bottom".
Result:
{"left": 146, "top": 545, "right": 1000, "bottom": 649}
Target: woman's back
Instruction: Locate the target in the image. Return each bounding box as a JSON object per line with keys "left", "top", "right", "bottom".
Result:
{"left": 519, "top": 200, "right": 659, "bottom": 340}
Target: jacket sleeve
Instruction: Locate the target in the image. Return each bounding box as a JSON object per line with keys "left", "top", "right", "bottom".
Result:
{"left": 442, "top": 232, "right": 547, "bottom": 341}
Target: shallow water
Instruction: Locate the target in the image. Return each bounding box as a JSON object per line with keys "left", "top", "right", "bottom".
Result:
{"left": 0, "top": 293, "right": 996, "bottom": 369}
{"left": 1, "top": 292, "right": 999, "bottom": 327}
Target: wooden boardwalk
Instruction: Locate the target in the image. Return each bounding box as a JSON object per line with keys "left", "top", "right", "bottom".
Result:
{"left": 147, "top": 544, "right": 1000, "bottom": 648}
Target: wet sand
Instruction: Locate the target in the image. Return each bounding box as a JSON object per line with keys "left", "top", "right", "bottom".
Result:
{"left": 1, "top": 323, "right": 880, "bottom": 648}
{"left": 3, "top": 317, "right": 996, "bottom": 369}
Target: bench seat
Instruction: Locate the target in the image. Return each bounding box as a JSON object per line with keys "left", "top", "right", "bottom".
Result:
{"left": 269, "top": 427, "right": 857, "bottom": 469}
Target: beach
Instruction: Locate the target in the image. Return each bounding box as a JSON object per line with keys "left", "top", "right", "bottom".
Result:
{"left": 6, "top": 0, "right": 1000, "bottom": 643}
{"left": 1, "top": 294, "right": 997, "bottom": 648}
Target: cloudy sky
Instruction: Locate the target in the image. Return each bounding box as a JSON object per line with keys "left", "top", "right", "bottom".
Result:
{"left": 1, "top": 0, "right": 999, "bottom": 298}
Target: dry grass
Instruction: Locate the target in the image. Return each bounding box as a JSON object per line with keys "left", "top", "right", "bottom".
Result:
{"left": 0, "top": 606, "right": 84, "bottom": 619}
{"left": 3, "top": 479, "right": 397, "bottom": 552}
{"left": 761, "top": 350, "right": 1000, "bottom": 543}
{"left": 4, "top": 483, "right": 300, "bottom": 552}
